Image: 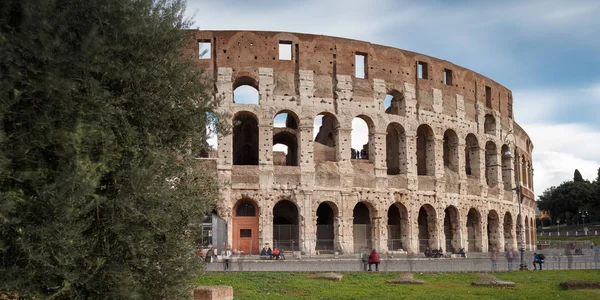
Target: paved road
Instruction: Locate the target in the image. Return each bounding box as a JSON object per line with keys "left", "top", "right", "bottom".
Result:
{"left": 206, "top": 253, "right": 600, "bottom": 272}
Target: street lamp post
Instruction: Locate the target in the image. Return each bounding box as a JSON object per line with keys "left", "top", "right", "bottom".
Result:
{"left": 503, "top": 131, "right": 527, "bottom": 270}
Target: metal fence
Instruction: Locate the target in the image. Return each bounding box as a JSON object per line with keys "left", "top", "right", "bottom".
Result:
{"left": 203, "top": 252, "right": 600, "bottom": 272}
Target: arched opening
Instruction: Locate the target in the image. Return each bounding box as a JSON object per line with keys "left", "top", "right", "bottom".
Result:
{"left": 444, "top": 206, "right": 460, "bottom": 253}
{"left": 465, "top": 134, "right": 480, "bottom": 178}
{"left": 233, "top": 112, "right": 259, "bottom": 165}
{"left": 316, "top": 202, "right": 337, "bottom": 253}
{"left": 386, "top": 123, "right": 407, "bottom": 175}
{"left": 443, "top": 129, "right": 459, "bottom": 172}
{"left": 273, "top": 200, "right": 299, "bottom": 251}
{"left": 232, "top": 199, "right": 259, "bottom": 255}
{"left": 487, "top": 210, "right": 501, "bottom": 251}
{"left": 387, "top": 203, "right": 409, "bottom": 251}
{"left": 313, "top": 113, "right": 339, "bottom": 162}
{"left": 418, "top": 204, "right": 437, "bottom": 252}
{"left": 233, "top": 76, "right": 259, "bottom": 104}
{"left": 484, "top": 114, "right": 496, "bottom": 135}
{"left": 351, "top": 116, "right": 374, "bottom": 162}
{"left": 501, "top": 144, "right": 512, "bottom": 191}
{"left": 384, "top": 90, "right": 405, "bottom": 116}
{"left": 466, "top": 208, "right": 482, "bottom": 252}
{"left": 504, "top": 212, "right": 514, "bottom": 251}
{"left": 353, "top": 202, "right": 373, "bottom": 252}
{"left": 416, "top": 124, "right": 435, "bottom": 176}
{"left": 485, "top": 141, "right": 499, "bottom": 187}
{"left": 273, "top": 111, "right": 299, "bottom": 166}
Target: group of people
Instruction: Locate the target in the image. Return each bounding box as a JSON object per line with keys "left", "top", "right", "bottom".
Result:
{"left": 260, "top": 246, "right": 285, "bottom": 260}
{"left": 360, "top": 247, "right": 381, "bottom": 271}
{"left": 350, "top": 148, "right": 369, "bottom": 160}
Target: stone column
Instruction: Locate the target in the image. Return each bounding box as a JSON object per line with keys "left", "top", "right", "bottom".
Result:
{"left": 405, "top": 130, "right": 418, "bottom": 190}
{"left": 258, "top": 123, "right": 274, "bottom": 188}
{"left": 300, "top": 190, "right": 315, "bottom": 254}
{"left": 373, "top": 131, "right": 388, "bottom": 189}
{"left": 299, "top": 123, "right": 315, "bottom": 188}
{"left": 258, "top": 67, "right": 275, "bottom": 104}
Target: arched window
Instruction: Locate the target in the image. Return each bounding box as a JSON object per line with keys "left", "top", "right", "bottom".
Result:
{"left": 465, "top": 134, "right": 480, "bottom": 178}
{"left": 484, "top": 114, "right": 496, "bottom": 135}
{"left": 233, "top": 76, "right": 259, "bottom": 104}
{"left": 236, "top": 202, "right": 256, "bottom": 216}
{"left": 386, "top": 123, "right": 406, "bottom": 175}
{"left": 313, "top": 113, "right": 339, "bottom": 162}
{"left": 351, "top": 116, "right": 374, "bottom": 162}
{"left": 273, "top": 111, "right": 299, "bottom": 166}
{"left": 384, "top": 90, "right": 405, "bottom": 116}
{"left": 233, "top": 112, "right": 259, "bottom": 165}
{"left": 416, "top": 124, "right": 435, "bottom": 176}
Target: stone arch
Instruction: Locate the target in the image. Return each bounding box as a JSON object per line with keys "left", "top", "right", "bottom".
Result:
{"left": 314, "top": 112, "right": 340, "bottom": 162}
{"left": 443, "top": 129, "right": 459, "bottom": 172}
{"left": 272, "top": 199, "right": 299, "bottom": 251}
{"left": 233, "top": 111, "right": 259, "bottom": 165}
{"left": 384, "top": 89, "right": 406, "bottom": 116}
{"left": 466, "top": 208, "right": 482, "bottom": 252}
{"left": 316, "top": 201, "right": 339, "bottom": 253}
{"left": 487, "top": 210, "right": 501, "bottom": 251}
{"left": 503, "top": 212, "right": 515, "bottom": 251}
{"left": 485, "top": 141, "right": 499, "bottom": 187}
{"left": 444, "top": 205, "right": 461, "bottom": 252}
{"left": 386, "top": 122, "right": 407, "bottom": 175}
{"left": 418, "top": 204, "right": 438, "bottom": 252}
{"left": 501, "top": 144, "right": 512, "bottom": 191}
{"left": 416, "top": 124, "right": 435, "bottom": 176}
{"left": 387, "top": 203, "right": 409, "bottom": 251}
{"left": 353, "top": 201, "right": 375, "bottom": 252}
{"left": 233, "top": 76, "right": 259, "bottom": 104}
{"left": 484, "top": 114, "right": 496, "bottom": 135}
{"left": 273, "top": 110, "right": 299, "bottom": 166}
{"left": 465, "top": 134, "right": 480, "bottom": 178}
{"left": 352, "top": 114, "right": 376, "bottom": 163}
{"left": 232, "top": 198, "right": 260, "bottom": 254}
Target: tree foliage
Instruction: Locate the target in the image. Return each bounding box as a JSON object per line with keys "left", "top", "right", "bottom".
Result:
{"left": 0, "top": 0, "right": 220, "bottom": 298}
{"left": 574, "top": 169, "right": 584, "bottom": 182}
{"left": 537, "top": 168, "right": 598, "bottom": 224}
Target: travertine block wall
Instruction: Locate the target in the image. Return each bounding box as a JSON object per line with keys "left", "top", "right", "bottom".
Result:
{"left": 188, "top": 30, "right": 536, "bottom": 254}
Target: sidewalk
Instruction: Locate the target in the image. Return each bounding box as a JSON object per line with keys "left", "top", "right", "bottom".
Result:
{"left": 204, "top": 252, "right": 600, "bottom": 272}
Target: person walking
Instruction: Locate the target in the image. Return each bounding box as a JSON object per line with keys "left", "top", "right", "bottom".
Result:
{"left": 490, "top": 248, "right": 498, "bottom": 272}
{"left": 368, "top": 249, "right": 381, "bottom": 271}
{"left": 222, "top": 247, "right": 232, "bottom": 271}
{"left": 533, "top": 253, "right": 544, "bottom": 270}
{"left": 566, "top": 247, "right": 573, "bottom": 269}
{"left": 360, "top": 247, "right": 369, "bottom": 271}
{"left": 505, "top": 249, "right": 514, "bottom": 271}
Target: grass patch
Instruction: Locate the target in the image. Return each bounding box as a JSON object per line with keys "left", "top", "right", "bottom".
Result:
{"left": 195, "top": 270, "right": 600, "bottom": 299}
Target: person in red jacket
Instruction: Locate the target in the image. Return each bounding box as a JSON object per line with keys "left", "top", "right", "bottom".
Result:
{"left": 368, "top": 249, "right": 381, "bottom": 271}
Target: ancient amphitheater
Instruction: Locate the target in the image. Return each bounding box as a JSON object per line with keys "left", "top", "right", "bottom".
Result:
{"left": 189, "top": 30, "right": 536, "bottom": 255}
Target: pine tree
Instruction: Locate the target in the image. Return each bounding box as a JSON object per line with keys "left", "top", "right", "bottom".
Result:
{"left": 0, "top": 0, "right": 220, "bottom": 298}
{"left": 574, "top": 169, "right": 584, "bottom": 182}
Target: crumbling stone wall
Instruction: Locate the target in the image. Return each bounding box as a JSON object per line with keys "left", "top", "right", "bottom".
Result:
{"left": 187, "top": 30, "right": 536, "bottom": 254}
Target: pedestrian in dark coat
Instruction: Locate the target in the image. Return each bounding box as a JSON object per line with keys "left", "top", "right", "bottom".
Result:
{"left": 368, "top": 249, "right": 381, "bottom": 271}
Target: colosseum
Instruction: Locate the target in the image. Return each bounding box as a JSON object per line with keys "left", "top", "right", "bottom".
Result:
{"left": 188, "top": 30, "right": 536, "bottom": 256}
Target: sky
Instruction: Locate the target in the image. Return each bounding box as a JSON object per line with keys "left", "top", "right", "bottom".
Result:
{"left": 188, "top": 0, "right": 600, "bottom": 197}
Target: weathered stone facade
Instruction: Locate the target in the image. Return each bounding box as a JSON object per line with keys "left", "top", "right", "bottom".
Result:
{"left": 187, "top": 30, "right": 536, "bottom": 255}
